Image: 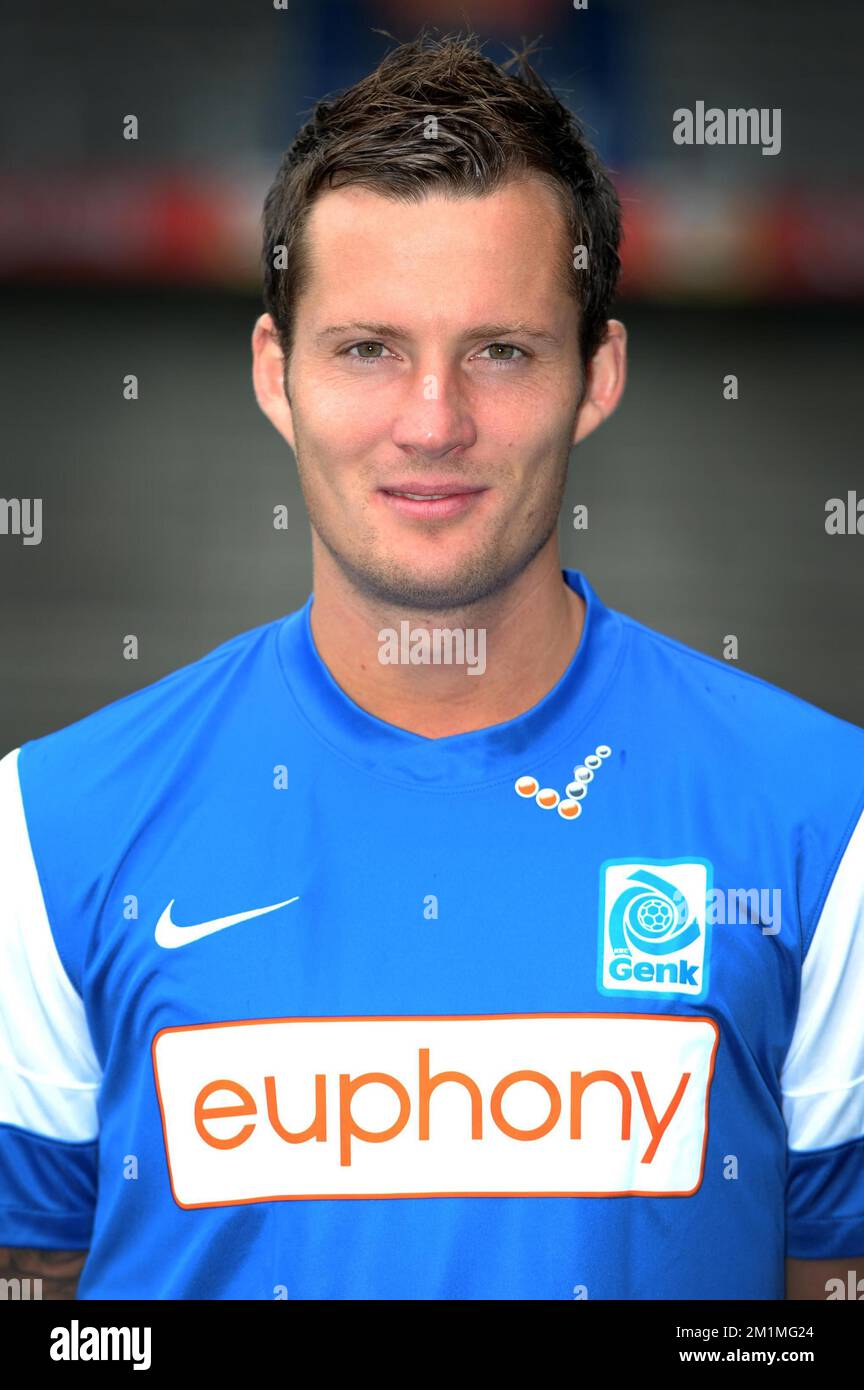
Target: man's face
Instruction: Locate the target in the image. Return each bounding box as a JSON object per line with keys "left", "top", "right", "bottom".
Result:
{"left": 263, "top": 178, "right": 591, "bottom": 611}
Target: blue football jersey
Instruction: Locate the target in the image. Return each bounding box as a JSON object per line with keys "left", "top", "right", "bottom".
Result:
{"left": 1, "top": 568, "right": 863, "bottom": 1299}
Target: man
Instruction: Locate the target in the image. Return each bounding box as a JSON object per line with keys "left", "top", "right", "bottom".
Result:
{"left": 1, "top": 32, "right": 862, "bottom": 1301}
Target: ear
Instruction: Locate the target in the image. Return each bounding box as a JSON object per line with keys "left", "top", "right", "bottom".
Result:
{"left": 251, "top": 313, "right": 296, "bottom": 451}
{"left": 572, "top": 320, "right": 627, "bottom": 446}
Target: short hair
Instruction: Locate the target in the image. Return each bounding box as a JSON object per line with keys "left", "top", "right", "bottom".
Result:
{"left": 261, "top": 28, "right": 622, "bottom": 377}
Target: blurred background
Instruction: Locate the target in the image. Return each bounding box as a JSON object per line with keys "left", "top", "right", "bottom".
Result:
{"left": 1, "top": 0, "right": 862, "bottom": 749}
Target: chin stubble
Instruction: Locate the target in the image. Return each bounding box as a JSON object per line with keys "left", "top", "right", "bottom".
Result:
{"left": 297, "top": 445, "right": 570, "bottom": 615}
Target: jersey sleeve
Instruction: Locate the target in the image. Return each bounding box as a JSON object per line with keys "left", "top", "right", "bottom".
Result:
{"left": 781, "top": 799, "right": 864, "bottom": 1258}
{"left": 0, "top": 747, "right": 101, "bottom": 1247}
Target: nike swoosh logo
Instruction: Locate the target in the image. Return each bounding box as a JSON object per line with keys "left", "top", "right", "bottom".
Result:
{"left": 154, "top": 895, "right": 299, "bottom": 949}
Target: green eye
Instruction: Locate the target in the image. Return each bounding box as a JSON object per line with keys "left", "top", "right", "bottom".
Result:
{"left": 346, "top": 342, "right": 387, "bottom": 359}
{"left": 480, "top": 343, "right": 528, "bottom": 362}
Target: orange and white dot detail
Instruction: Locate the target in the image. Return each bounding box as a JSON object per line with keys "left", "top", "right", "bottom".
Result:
{"left": 514, "top": 745, "right": 612, "bottom": 822}
{"left": 514, "top": 775, "right": 539, "bottom": 798}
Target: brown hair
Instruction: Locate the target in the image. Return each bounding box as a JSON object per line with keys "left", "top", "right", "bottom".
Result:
{"left": 260, "top": 28, "right": 622, "bottom": 377}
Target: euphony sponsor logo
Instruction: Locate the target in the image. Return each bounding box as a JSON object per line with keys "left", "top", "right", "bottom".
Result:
{"left": 152, "top": 1013, "right": 719, "bottom": 1207}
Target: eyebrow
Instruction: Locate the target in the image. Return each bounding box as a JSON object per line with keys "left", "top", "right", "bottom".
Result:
{"left": 314, "top": 320, "right": 562, "bottom": 347}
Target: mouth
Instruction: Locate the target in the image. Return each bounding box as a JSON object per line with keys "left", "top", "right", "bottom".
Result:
{"left": 378, "top": 481, "right": 489, "bottom": 521}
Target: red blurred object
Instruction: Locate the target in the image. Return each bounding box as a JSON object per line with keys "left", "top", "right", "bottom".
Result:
{"left": 0, "top": 168, "right": 859, "bottom": 299}
{"left": 0, "top": 169, "right": 251, "bottom": 285}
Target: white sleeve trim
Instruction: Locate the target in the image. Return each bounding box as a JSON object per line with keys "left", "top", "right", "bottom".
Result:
{"left": 781, "top": 802, "right": 864, "bottom": 1151}
{"left": 0, "top": 746, "right": 101, "bottom": 1141}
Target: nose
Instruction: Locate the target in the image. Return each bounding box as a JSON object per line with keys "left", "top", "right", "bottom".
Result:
{"left": 390, "top": 364, "right": 478, "bottom": 460}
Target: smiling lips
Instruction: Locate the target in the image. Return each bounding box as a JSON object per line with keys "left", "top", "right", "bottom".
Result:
{"left": 379, "top": 481, "right": 487, "bottom": 520}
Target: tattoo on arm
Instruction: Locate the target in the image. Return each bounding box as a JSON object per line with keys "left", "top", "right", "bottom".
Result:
{"left": 0, "top": 1247, "right": 88, "bottom": 1300}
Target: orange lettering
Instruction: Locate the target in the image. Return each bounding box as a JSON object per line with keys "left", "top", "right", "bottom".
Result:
{"left": 264, "top": 1074, "right": 327, "bottom": 1143}
{"left": 491, "top": 1070, "right": 561, "bottom": 1140}
{"left": 632, "top": 1070, "right": 690, "bottom": 1163}
{"left": 570, "top": 1070, "right": 632, "bottom": 1140}
{"left": 417, "top": 1047, "right": 483, "bottom": 1140}
{"left": 339, "top": 1071, "right": 411, "bottom": 1167}
{"left": 195, "top": 1079, "right": 256, "bottom": 1149}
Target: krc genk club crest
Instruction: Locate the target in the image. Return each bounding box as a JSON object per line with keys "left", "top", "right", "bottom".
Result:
{"left": 598, "top": 859, "right": 713, "bottom": 1000}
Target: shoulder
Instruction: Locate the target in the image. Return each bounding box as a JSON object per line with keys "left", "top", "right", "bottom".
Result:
{"left": 615, "top": 607, "right": 864, "bottom": 950}
{"left": 13, "top": 613, "right": 286, "bottom": 795}
{"left": 2, "top": 613, "right": 293, "bottom": 989}
{"left": 618, "top": 605, "right": 864, "bottom": 770}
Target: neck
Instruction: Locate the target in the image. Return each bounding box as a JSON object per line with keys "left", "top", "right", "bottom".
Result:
{"left": 307, "top": 540, "right": 585, "bottom": 738}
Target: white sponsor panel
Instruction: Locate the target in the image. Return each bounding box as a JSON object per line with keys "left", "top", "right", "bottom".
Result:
{"left": 153, "top": 1014, "right": 718, "bottom": 1207}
